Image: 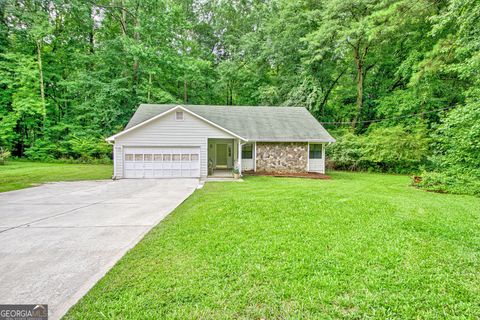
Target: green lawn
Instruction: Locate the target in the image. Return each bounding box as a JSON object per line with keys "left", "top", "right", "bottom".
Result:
{"left": 0, "top": 161, "right": 112, "bottom": 192}
{"left": 65, "top": 172, "right": 480, "bottom": 319}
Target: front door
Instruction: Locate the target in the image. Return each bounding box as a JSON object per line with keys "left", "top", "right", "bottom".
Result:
{"left": 216, "top": 144, "right": 228, "bottom": 168}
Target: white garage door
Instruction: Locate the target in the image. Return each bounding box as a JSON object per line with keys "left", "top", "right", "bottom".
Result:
{"left": 123, "top": 147, "right": 200, "bottom": 178}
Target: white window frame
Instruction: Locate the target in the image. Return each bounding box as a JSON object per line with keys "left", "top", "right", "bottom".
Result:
{"left": 241, "top": 143, "right": 254, "bottom": 160}
{"left": 309, "top": 143, "right": 323, "bottom": 160}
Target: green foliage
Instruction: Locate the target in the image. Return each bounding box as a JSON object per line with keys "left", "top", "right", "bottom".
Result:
{"left": 417, "top": 171, "right": 480, "bottom": 196}
{"left": 0, "top": 52, "right": 44, "bottom": 151}
{"left": 415, "top": 0, "right": 480, "bottom": 195}
{"left": 0, "top": 0, "right": 479, "bottom": 194}
{"left": 418, "top": 97, "right": 480, "bottom": 195}
{"left": 429, "top": 101, "right": 480, "bottom": 172}
{"left": 328, "top": 126, "right": 430, "bottom": 173}
{"left": 24, "top": 133, "right": 111, "bottom": 162}
{"left": 325, "top": 132, "right": 363, "bottom": 171}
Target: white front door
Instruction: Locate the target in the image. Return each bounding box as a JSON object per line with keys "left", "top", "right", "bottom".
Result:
{"left": 123, "top": 147, "right": 200, "bottom": 178}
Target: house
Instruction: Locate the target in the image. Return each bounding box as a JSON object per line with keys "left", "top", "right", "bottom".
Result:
{"left": 106, "top": 104, "right": 335, "bottom": 179}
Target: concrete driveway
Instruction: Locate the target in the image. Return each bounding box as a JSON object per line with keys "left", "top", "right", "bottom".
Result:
{"left": 0, "top": 179, "right": 198, "bottom": 319}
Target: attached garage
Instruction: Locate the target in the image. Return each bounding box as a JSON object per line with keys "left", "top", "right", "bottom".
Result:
{"left": 123, "top": 147, "right": 200, "bottom": 178}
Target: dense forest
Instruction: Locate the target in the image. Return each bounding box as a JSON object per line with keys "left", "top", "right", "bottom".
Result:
{"left": 0, "top": 0, "right": 479, "bottom": 195}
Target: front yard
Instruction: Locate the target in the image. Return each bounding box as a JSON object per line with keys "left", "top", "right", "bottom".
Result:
{"left": 0, "top": 161, "right": 112, "bottom": 192}
{"left": 65, "top": 172, "right": 480, "bottom": 319}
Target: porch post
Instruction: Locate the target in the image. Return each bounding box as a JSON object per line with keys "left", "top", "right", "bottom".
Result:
{"left": 238, "top": 139, "right": 242, "bottom": 175}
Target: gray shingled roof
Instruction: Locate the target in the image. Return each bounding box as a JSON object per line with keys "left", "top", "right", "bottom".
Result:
{"left": 123, "top": 104, "right": 335, "bottom": 142}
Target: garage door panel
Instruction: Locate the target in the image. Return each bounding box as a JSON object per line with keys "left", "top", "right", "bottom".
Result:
{"left": 144, "top": 163, "right": 153, "bottom": 170}
{"left": 124, "top": 147, "right": 200, "bottom": 179}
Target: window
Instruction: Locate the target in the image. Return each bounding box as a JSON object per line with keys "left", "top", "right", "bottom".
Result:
{"left": 144, "top": 154, "right": 152, "bottom": 161}
{"left": 125, "top": 154, "right": 133, "bottom": 161}
{"left": 163, "top": 154, "right": 171, "bottom": 161}
{"left": 134, "top": 154, "right": 143, "bottom": 161}
{"left": 309, "top": 144, "right": 322, "bottom": 159}
{"left": 175, "top": 111, "right": 184, "bottom": 121}
{"left": 154, "top": 154, "right": 162, "bottom": 162}
{"left": 181, "top": 154, "right": 190, "bottom": 161}
{"left": 242, "top": 144, "right": 253, "bottom": 159}
{"left": 191, "top": 154, "right": 199, "bottom": 161}
{"left": 172, "top": 154, "right": 181, "bottom": 161}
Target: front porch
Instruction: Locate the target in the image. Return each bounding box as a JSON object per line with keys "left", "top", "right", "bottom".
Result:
{"left": 207, "top": 138, "right": 254, "bottom": 178}
{"left": 209, "top": 169, "right": 233, "bottom": 178}
{"left": 207, "top": 138, "right": 235, "bottom": 178}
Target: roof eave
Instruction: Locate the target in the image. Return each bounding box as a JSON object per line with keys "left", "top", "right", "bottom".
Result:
{"left": 105, "top": 105, "right": 248, "bottom": 142}
{"left": 250, "top": 138, "right": 336, "bottom": 143}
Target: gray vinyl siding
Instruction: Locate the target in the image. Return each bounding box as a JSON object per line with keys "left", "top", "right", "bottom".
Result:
{"left": 114, "top": 110, "right": 234, "bottom": 178}
{"left": 113, "top": 145, "right": 124, "bottom": 178}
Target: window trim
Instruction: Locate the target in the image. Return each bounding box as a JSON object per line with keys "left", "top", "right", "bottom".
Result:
{"left": 242, "top": 143, "right": 253, "bottom": 159}
{"left": 309, "top": 143, "right": 322, "bottom": 159}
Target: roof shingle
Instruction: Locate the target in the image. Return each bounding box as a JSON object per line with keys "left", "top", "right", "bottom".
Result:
{"left": 124, "top": 104, "right": 335, "bottom": 142}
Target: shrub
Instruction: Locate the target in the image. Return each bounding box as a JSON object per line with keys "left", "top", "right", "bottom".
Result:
{"left": 68, "top": 135, "right": 111, "bottom": 160}
{"left": 419, "top": 98, "right": 480, "bottom": 196}
{"left": 327, "top": 126, "right": 430, "bottom": 173}
{"left": 0, "top": 147, "right": 11, "bottom": 165}
{"left": 24, "top": 131, "right": 111, "bottom": 162}
{"left": 417, "top": 169, "right": 480, "bottom": 196}
{"left": 361, "top": 126, "right": 430, "bottom": 173}
{"left": 326, "top": 132, "right": 363, "bottom": 171}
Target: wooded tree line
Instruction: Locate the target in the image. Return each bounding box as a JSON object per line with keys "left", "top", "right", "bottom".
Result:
{"left": 0, "top": 0, "right": 479, "bottom": 194}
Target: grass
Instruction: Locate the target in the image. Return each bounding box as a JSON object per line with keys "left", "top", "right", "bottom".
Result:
{"left": 65, "top": 172, "right": 480, "bottom": 319}
{"left": 0, "top": 161, "right": 112, "bottom": 192}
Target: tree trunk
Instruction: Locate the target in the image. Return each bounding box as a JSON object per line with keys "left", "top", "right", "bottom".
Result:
{"left": 88, "top": 5, "right": 95, "bottom": 54}
{"left": 132, "top": 9, "right": 140, "bottom": 86}
{"left": 352, "top": 44, "right": 367, "bottom": 131}
{"left": 226, "top": 81, "right": 229, "bottom": 105}
{"left": 183, "top": 80, "right": 188, "bottom": 103}
{"left": 320, "top": 68, "right": 347, "bottom": 117}
{"left": 89, "top": 32, "right": 94, "bottom": 54}
{"left": 36, "top": 40, "right": 46, "bottom": 124}
{"left": 120, "top": 0, "right": 127, "bottom": 36}
{"left": 148, "top": 73, "right": 152, "bottom": 102}
{"left": 227, "top": 80, "right": 233, "bottom": 105}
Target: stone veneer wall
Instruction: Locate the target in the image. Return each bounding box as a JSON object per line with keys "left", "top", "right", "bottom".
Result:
{"left": 255, "top": 142, "right": 308, "bottom": 173}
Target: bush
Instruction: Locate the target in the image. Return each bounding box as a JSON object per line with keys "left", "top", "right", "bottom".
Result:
{"left": 24, "top": 132, "right": 112, "bottom": 162}
{"left": 417, "top": 169, "right": 480, "bottom": 196}
{"left": 327, "top": 126, "right": 430, "bottom": 173}
{"left": 419, "top": 98, "right": 480, "bottom": 196}
{"left": 326, "top": 132, "right": 363, "bottom": 171}
{"left": 0, "top": 147, "right": 11, "bottom": 165}
{"left": 69, "top": 135, "right": 112, "bottom": 160}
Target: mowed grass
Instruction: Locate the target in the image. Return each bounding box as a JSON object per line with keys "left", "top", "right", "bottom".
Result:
{"left": 65, "top": 172, "right": 480, "bottom": 319}
{"left": 0, "top": 161, "right": 112, "bottom": 192}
